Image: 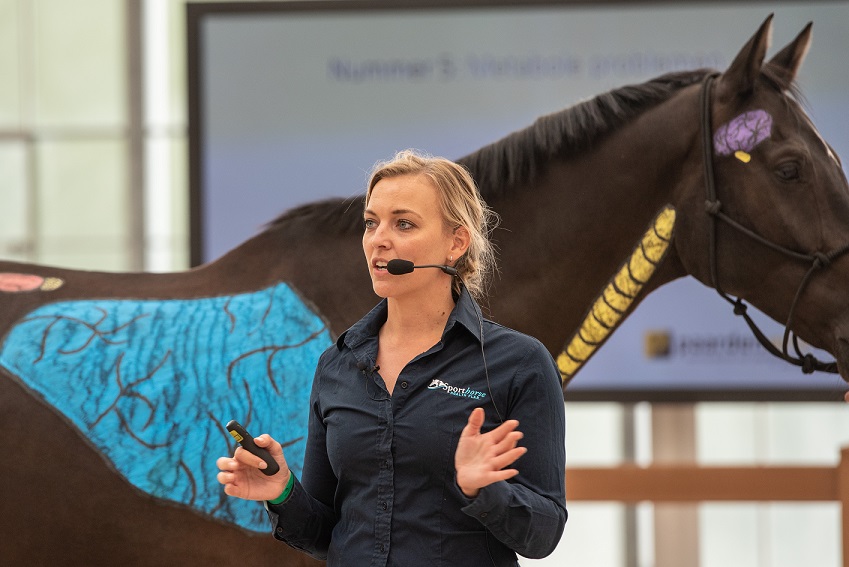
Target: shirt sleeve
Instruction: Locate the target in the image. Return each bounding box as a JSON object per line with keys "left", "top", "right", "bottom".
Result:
{"left": 265, "top": 350, "right": 338, "bottom": 560}
{"left": 459, "top": 340, "right": 568, "bottom": 559}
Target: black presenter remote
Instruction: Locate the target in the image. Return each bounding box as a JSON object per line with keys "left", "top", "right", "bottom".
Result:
{"left": 226, "top": 420, "right": 280, "bottom": 476}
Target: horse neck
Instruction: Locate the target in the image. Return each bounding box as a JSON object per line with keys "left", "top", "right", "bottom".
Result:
{"left": 486, "top": 86, "right": 701, "bottom": 352}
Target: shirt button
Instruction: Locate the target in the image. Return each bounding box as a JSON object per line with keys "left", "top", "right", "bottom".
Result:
{"left": 400, "top": 381, "right": 408, "bottom": 389}
{"left": 381, "top": 501, "right": 387, "bottom": 510}
{"left": 380, "top": 544, "right": 386, "bottom": 553}
{"left": 480, "top": 512, "right": 488, "bottom": 518}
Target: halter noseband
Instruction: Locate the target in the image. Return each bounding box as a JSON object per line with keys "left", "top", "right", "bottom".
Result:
{"left": 699, "top": 73, "right": 849, "bottom": 374}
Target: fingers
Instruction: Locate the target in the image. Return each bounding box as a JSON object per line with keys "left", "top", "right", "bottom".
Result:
{"left": 218, "top": 433, "right": 288, "bottom": 482}
{"left": 232, "top": 434, "right": 284, "bottom": 469}
{"left": 216, "top": 455, "right": 238, "bottom": 471}
{"left": 490, "top": 446, "right": 528, "bottom": 471}
{"left": 489, "top": 467, "right": 521, "bottom": 483}
{"left": 254, "top": 434, "right": 279, "bottom": 453}
{"left": 463, "top": 409, "right": 522, "bottom": 441}
{"left": 216, "top": 455, "right": 244, "bottom": 486}
{"left": 492, "top": 430, "right": 524, "bottom": 454}
{"left": 231, "top": 446, "right": 268, "bottom": 471}
{"left": 462, "top": 407, "right": 485, "bottom": 437}
{"left": 490, "top": 425, "right": 523, "bottom": 453}
{"left": 216, "top": 470, "right": 235, "bottom": 486}
{"left": 488, "top": 419, "right": 521, "bottom": 444}
{"left": 461, "top": 410, "right": 525, "bottom": 462}
{"left": 215, "top": 457, "right": 243, "bottom": 492}
{"left": 483, "top": 429, "right": 526, "bottom": 471}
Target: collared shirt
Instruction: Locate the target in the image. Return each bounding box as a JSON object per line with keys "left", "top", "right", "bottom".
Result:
{"left": 267, "top": 288, "right": 567, "bottom": 566}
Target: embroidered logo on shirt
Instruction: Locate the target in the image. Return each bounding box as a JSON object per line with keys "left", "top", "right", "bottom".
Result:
{"left": 427, "top": 379, "right": 487, "bottom": 400}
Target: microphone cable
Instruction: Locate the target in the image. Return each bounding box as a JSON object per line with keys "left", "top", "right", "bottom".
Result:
{"left": 473, "top": 297, "right": 503, "bottom": 424}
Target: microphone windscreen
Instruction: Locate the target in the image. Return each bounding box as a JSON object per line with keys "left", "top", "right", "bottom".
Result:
{"left": 387, "top": 259, "right": 415, "bottom": 275}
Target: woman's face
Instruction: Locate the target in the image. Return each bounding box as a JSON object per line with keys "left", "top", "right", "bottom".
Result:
{"left": 363, "top": 174, "right": 456, "bottom": 299}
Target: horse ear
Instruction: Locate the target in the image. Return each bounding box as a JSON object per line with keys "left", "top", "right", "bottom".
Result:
{"left": 765, "top": 22, "right": 812, "bottom": 87}
{"left": 717, "top": 14, "right": 773, "bottom": 103}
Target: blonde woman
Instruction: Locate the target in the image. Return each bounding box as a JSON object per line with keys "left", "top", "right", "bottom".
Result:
{"left": 217, "top": 150, "right": 566, "bottom": 566}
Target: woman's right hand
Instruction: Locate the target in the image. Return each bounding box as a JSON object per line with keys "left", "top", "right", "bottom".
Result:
{"left": 216, "top": 434, "right": 291, "bottom": 501}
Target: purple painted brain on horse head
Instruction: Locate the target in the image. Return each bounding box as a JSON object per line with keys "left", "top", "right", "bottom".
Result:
{"left": 713, "top": 109, "right": 773, "bottom": 162}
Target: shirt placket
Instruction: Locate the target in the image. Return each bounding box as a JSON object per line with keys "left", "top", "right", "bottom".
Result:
{"left": 373, "top": 375, "right": 394, "bottom": 566}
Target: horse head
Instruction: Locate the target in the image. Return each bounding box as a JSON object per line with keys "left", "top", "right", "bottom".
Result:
{"left": 674, "top": 15, "right": 849, "bottom": 382}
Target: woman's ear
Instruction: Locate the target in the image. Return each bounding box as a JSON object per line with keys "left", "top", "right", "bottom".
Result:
{"left": 450, "top": 226, "right": 471, "bottom": 262}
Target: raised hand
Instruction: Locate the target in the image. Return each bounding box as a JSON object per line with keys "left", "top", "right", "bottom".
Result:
{"left": 216, "top": 433, "right": 291, "bottom": 501}
{"left": 454, "top": 407, "right": 527, "bottom": 498}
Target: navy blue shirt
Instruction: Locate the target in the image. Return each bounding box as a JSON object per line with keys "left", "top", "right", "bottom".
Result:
{"left": 266, "top": 288, "right": 567, "bottom": 566}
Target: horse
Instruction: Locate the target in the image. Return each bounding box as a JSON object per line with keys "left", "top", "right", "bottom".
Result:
{"left": 1, "top": 16, "right": 846, "bottom": 565}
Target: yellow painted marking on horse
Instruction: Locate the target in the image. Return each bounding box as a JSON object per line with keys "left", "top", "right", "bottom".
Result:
{"left": 40, "top": 277, "right": 64, "bottom": 291}
{"left": 734, "top": 150, "right": 751, "bottom": 163}
{"left": 558, "top": 206, "right": 676, "bottom": 385}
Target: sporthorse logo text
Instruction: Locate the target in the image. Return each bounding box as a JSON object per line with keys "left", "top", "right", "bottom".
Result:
{"left": 427, "top": 379, "right": 487, "bottom": 400}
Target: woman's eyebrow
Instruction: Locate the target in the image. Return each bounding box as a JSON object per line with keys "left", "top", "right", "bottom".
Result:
{"left": 363, "top": 208, "right": 423, "bottom": 218}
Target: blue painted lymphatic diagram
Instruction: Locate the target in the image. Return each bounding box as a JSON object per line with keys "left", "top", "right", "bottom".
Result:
{"left": 0, "top": 283, "right": 332, "bottom": 532}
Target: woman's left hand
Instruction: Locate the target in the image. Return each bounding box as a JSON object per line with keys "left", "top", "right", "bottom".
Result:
{"left": 454, "top": 407, "right": 527, "bottom": 498}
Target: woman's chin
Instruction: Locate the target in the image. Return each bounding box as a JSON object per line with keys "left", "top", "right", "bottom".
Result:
{"left": 370, "top": 280, "right": 395, "bottom": 298}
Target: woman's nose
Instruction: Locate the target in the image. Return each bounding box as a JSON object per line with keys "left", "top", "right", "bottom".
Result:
{"left": 370, "top": 224, "right": 391, "bottom": 249}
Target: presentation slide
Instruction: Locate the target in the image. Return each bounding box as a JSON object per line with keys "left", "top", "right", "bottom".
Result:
{"left": 191, "top": 1, "right": 849, "bottom": 400}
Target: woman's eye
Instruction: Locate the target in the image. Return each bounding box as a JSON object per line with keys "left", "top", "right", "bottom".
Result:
{"left": 775, "top": 162, "right": 800, "bottom": 181}
{"left": 364, "top": 219, "right": 376, "bottom": 230}
{"left": 397, "top": 219, "right": 414, "bottom": 230}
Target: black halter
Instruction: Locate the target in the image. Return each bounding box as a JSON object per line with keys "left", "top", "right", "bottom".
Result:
{"left": 699, "top": 73, "right": 849, "bottom": 374}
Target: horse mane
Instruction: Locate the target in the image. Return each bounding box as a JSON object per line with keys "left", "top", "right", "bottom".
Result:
{"left": 458, "top": 69, "right": 713, "bottom": 197}
{"left": 264, "top": 194, "right": 365, "bottom": 236}
{"left": 264, "top": 68, "right": 717, "bottom": 236}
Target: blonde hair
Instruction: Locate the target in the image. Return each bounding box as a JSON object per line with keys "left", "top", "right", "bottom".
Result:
{"left": 365, "top": 149, "right": 498, "bottom": 299}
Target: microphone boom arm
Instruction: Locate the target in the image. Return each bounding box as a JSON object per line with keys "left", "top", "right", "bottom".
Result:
{"left": 386, "top": 259, "right": 458, "bottom": 277}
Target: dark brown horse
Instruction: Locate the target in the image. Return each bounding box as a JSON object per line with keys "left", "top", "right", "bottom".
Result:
{"left": 1, "top": 17, "right": 846, "bottom": 565}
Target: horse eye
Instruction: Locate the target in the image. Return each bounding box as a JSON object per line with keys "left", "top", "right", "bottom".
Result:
{"left": 775, "top": 162, "right": 801, "bottom": 182}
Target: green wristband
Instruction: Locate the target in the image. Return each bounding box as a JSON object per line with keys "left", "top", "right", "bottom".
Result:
{"left": 267, "top": 473, "right": 295, "bottom": 505}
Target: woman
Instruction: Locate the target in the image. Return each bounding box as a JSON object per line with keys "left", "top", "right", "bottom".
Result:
{"left": 216, "top": 150, "right": 567, "bottom": 565}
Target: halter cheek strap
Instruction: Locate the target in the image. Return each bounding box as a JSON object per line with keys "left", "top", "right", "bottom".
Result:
{"left": 699, "top": 73, "right": 849, "bottom": 374}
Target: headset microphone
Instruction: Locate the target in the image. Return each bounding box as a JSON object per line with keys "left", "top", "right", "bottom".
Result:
{"left": 386, "top": 259, "right": 458, "bottom": 277}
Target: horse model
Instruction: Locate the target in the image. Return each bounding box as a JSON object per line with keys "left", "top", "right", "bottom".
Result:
{"left": 0, "top": 16, "right": 846, "bottom": 565}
